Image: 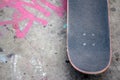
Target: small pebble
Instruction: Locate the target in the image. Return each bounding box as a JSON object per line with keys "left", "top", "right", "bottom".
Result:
{"left": 65, "top": 60, "right": 70, "bottom": 63}
{"left": 110, "top": 7, "right": 116, "bottom": 12}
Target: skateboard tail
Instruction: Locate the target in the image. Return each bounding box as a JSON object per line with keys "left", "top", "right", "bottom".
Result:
{"left": 66, "top": 50, "right": 112, "bottom": 75}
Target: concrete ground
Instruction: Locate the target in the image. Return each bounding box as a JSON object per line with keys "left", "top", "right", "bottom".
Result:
{"left": 0, "top": 0, "right": 120, "bottom": 80}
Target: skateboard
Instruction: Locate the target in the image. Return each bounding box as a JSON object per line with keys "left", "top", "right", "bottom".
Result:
{"left": 67, "top": 0, "right": 111, "bottom": 74}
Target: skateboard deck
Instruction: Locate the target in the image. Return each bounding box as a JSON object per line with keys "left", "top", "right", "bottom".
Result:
{"left": 67, "top": 0, "right": 111, "bottom": 74}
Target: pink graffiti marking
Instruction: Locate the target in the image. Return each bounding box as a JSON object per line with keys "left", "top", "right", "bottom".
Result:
{"left": 41, "top": 0, "right": 67, "bottom": 17}
{"left": 0, "top": 0, "right": 67, "bottom": 38}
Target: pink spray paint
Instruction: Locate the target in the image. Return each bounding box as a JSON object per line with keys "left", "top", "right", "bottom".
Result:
{"left": 0, "top": 0, "right": 67, "bottom": 38}
{"left": 41, "top": 0, "right": 67, "bottom": 17}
